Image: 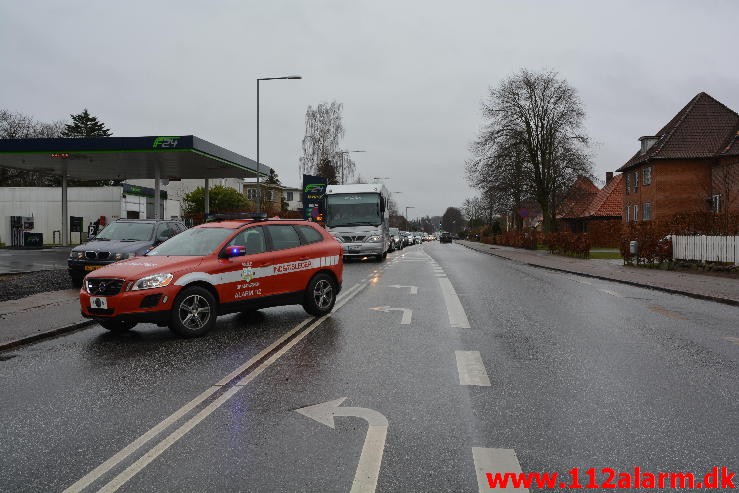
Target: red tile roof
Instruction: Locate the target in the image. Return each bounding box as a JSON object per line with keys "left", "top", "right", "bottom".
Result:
{"left": 721, "top": 131, "right": 739, "bottom": 155}
{"left": 558, "top": 176, "right": 599, "bottom": 219}
{"left": 582, "top": 174, "right": 624, "bottom": 218}
{"left": 617, "top": 92, "right": 739, "bottom": 172}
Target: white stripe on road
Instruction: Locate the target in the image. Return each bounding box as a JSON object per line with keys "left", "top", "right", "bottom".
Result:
{"left": 438, "top": 277, "right": 471, "bottom": 329}
{"left": 65, "top": 281, "right": 368, "bottom": 493}
{"left": 472, "top": 447, "right": 529, "bottom": 492}
{"left": 455, "top": 351, "right": 490, "bottom": 386}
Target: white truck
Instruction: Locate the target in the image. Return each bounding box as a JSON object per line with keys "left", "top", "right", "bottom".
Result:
{"left": 323, "top": 183, "right": 391, "bottom": 261}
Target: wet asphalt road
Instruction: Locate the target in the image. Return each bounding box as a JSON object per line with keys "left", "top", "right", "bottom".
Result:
{"left": 0, "top": 243, "right": 737, "bottom": 492}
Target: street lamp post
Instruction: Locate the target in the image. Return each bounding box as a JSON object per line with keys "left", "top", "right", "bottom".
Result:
{"left": 405, "top": 206, "right": 414, "bottom": 229}
{"left": 335, "top": 150, "right": 366, "bottom": 184}
{"left": 257, "top": 75, "right": 301, "bottom": 212}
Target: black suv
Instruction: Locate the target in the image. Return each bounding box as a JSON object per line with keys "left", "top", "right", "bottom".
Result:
{"left": 439, "top": 231, "right": 453, "bottom": 244}
{"left": 68, "top": 219, "right": 186, "bottom": 287}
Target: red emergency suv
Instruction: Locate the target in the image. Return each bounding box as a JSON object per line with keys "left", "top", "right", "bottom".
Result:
{"left": 79, "top": 215, "right": 343, "bottom": 337}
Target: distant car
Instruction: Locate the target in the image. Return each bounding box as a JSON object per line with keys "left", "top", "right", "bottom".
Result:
{"left": 68, "top": 219, "right": 187, "bottom": 287}
{"left": 79, "top": 216, "right": 343, "bottom": 337}
{"left": 389, "top": 227, "right": 403, "bottom": 251}
{"left": 439, "top": 232, "right": 452, "bottom": 244}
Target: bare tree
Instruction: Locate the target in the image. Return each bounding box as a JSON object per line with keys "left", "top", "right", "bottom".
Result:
{"left": 467, "top": 69, "right": 592, "bottom": 232}
{"left": 441, "top": 206, "right": 465, "bottom": 234}
{"left": 0, "top": 109, "right": 65, "bottom": 186}
{"left": 299, "top": 102, "right": 357, "bottom": 183}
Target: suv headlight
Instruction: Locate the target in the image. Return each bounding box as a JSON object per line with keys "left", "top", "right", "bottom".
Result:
{"left": 366, "top": 235, "right": 382, "bottom": 243}
{"left": 132, "top": 273, "right": 173, "bottom": 291}
{"left": 70, "top": 251, "right": 85, "bottom": 259}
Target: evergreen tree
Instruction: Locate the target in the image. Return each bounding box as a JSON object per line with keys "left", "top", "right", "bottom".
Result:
{"left": 265, "top": 168, "right": 281, "bottom": 185}
{"left": 62, "top": 108, "right": 112, "bottom": 137}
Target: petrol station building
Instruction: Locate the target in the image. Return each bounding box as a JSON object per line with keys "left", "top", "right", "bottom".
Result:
{"left": 0, "top": 135, "right": 269, "bottom": 246}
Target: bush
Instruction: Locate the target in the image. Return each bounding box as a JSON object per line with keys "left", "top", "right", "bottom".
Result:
{"left": 543, "top": 232, "right": 591, "bottom": 258}
{"left": 486, "top": 229, "right": 538, "bottom": 249}
{"left": 620, "top": 221, "right": 673, "bottom": 265}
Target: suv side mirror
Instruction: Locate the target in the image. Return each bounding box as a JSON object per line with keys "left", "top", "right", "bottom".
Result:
{"left": 221, "top": 245, "right": 246, "bottom": 259}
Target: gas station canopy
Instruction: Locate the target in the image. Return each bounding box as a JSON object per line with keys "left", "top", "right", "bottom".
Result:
{"left": 0, "top": 135, "right": 269, "bottom": 180}
{"left": 0, "top": 135, "right": 271, "bottom": 246}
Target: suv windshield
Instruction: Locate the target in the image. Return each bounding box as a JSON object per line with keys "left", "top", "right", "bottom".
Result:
{"left": 95, "top": 222, "right": 154, "bottom": 241}
{"left": 148, "top": 227, "right": 233, "bottom": 256}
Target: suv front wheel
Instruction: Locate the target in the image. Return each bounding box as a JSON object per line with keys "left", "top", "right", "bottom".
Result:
{"left": 303, "top": 273, "right": 336, "bottom": 317}
{"left": 170, "top": 286, "right": 217, "bottom": 337}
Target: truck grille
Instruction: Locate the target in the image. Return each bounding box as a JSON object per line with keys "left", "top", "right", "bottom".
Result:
{"left": 85, "top": 251, "right": 110, "bottom": 260}
{"left": 85, "top": 278, "right": 124, "bottom": 296}
{"left": 341, "top": 235, "right": 366, "bottom": 243}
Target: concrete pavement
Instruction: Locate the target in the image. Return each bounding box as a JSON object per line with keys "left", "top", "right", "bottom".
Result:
{"left": 457, "top": 240, "right": 739, "bottom": 306}
{"left": 0, "top": 289, "right": 92, "bottom": 349}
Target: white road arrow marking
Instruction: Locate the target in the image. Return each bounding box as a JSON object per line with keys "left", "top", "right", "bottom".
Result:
{"left": 370, "top": 306, "right": 412, "bottom": 324}
{"left": 472, "top": 448, "right": 529, "bottom": 492}
{"left": 296, "top": 398, "right": 388, "bottom": 493}
{"left": 387, "top": 284, "right": 418, "bottom": 294}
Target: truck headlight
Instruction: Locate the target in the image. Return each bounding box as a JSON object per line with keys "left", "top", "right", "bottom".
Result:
{"left": 132, "top": 273, "right": 173, "bottom": 291}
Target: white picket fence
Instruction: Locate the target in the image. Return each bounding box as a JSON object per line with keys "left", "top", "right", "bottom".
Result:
{"left": 670, "top": 235, "right": 739, "bottom": 265}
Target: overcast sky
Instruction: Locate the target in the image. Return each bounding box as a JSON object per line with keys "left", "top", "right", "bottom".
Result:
{"left": 2, "top": 0, "right": 737, "bottom": 218}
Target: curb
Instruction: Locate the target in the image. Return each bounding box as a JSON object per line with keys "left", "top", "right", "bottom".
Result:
{"left": 457, "top": 242, "right": 739, "bottom": 308}
{"left": 0, "top": 320, "right": 96, "bottom": 352}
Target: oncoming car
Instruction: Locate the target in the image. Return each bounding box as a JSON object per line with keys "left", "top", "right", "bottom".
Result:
{"left": 79, "top": 216, "right": 343, "bottom": 337}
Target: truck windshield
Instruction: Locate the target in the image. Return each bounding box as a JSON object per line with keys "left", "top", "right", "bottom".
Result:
{"left": 326, "top": 193, "right": 381, "bottom": 227}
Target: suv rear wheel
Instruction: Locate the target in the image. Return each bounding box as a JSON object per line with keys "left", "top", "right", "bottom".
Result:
{"left": 170, "top": 286, "right": 217, "bottom": 337}
{"left": 303, "top": 273, "right": 336, "bottom": 316}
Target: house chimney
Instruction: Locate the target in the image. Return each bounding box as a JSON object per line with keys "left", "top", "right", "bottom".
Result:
{"left": 606, "top": 172, "right": 613, "bottom": 184}
{"left": 639, "top": 135, "right": 659, "bottom": 155}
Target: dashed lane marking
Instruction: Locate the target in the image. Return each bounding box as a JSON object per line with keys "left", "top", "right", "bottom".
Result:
{"left": 472, "top": 448, "right": 529, "bottom": 492}
{"left": 455, "top": 351, "right": 490, "bottom": 386}
{"left": 438, "top": 277, "right": 471, "bottom": 329}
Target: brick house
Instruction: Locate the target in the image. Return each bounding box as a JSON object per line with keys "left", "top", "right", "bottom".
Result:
{"left": 558, "top": 173, "right": 624, "bottom": 246}
{"left": 616, "top": 92, "right": 739, "bottom": 223}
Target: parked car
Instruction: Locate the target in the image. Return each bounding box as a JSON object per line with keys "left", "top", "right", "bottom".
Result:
{"left": 439, "top": 231, "right": 453, "bottom": 243}
{"left": 389, "top": 227, "right": 403, "bottom": 251}
{"left": 68, "top": 219, "right": 187, "bottom": 287}
{"left": 79, "top": 216, "right": 343, "bottom": 337}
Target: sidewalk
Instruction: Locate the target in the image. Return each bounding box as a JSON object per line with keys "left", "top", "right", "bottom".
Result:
{"left": 0, "top": 289, "right": 93, "bottom": 350}
{"left": 457, "top": 240, "right": 739, "bottom": 306}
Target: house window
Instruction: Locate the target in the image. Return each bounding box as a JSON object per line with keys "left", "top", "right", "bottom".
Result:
{"left": 626, "top": 174, "right": 631, "bottom": 194}
{"left": 633, "top": 171, "right": 639, "bottom": 191}
{"left": 286, "top": 191, "right": 294, "bottom": 201}
{"left": 246, "top": 188, "right": 257, "bottom": 201}
{"left": 643, "top": 202, "right": 652, "bottom": 221}
{"left": 712, "top": 194, "right": 722, "bottom": 213}
{"left": 266, "top": 190, "right": 274, "bottom": 202}
{"left": 633, "top": 204, "right": 639, "bottom": 222}
{"left": 643, "top": 166, "right": 652, "bottom": 186}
